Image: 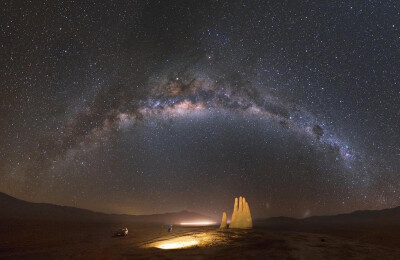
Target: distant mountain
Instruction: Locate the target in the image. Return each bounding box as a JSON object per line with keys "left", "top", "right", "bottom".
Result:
{"left": 256, "top": 206, "right": 400, "bottom": 230}
{"left": 0, "top": 191, "right": 216, "bottom": 224}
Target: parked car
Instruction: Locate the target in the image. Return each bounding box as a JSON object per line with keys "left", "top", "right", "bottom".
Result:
{"left": 114, "top": 228, "right": 128, "bottom": 237}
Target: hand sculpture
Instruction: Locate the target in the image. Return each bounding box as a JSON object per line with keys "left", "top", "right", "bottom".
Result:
{"left": 229, "top": 196, "right": 252, "bottom": 229}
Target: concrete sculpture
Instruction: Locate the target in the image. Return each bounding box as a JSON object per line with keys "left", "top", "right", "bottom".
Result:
{"left": 229, "top": 196, "right": 252, "bottom": 229}
{"left": 219, "top": 211, "right": 227, "bottom": 228}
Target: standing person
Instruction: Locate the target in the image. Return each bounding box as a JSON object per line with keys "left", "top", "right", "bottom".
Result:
{"left": 167, "top": 224, "right": 172, "bottom": 232}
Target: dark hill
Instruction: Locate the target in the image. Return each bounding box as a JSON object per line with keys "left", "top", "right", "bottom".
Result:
{"left": 256, "top": 206, "right": 400, "bottom": 230}
{"left": 0, "top": 191, "right": 215, "bottom": 224}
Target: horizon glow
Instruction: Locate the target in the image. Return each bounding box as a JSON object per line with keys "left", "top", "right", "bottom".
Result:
{"left": 179, "top": 221, "right": 216, "bottom": 226}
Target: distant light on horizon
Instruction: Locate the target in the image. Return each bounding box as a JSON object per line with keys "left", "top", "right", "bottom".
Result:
{"left": 179, "top": 221, "right": 216, "bottom": 226}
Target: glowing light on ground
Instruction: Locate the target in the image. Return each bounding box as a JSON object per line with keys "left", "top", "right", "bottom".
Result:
{"left": 180, "top": 221, "right": 216, "bottom": 226}
{"left": 146, "top": 233, "right": 217, "bottom": 250}
{"left": 157, "top": 239, "right": 199, "bottom": 249}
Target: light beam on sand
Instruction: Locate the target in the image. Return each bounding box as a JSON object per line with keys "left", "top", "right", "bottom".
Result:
{"left": 147, "top": 233, "right": 216, "bottom": 250}
{"left": 157, "top": 239, "right": 199, "bottom": 249}
{"left": 180, "top": 221, "right": 216, "bottom": 226}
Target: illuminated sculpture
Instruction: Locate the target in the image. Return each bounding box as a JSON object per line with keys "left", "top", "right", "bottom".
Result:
{"left": 219, "top": 211, "right": 227, "bottom": 228}
{"left": 229, "top": 196, "right": 252, "bottom": 229}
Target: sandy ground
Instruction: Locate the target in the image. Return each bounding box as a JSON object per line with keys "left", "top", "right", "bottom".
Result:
{"left": 1, "top": 220, "right": 400, "bottom": 259}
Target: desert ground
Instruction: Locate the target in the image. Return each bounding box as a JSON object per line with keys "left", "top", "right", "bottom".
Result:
{"left": 1, "top": 219, "right": 400, "bottom": 259}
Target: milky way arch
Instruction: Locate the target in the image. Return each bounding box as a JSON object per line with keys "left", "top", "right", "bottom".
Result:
{"left": 41, "top": 71, "right": 357, "bottom": 177}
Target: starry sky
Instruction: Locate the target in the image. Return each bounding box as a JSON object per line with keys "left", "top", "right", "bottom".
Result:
{"left": 1, "top": 1, "right": 399, "bottom": 219}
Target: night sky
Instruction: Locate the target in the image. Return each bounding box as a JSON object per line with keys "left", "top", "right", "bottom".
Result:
{"left": 1, "top": 1, "right": 399, "bottom": 219}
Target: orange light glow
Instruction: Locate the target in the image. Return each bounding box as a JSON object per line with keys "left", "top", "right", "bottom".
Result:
{"left": 157, "top": 239, "right": 199, "bottom": 249}
{"left": 180, "top": 221, "right": 216, "bottom": 226}
{"left": 146, "top": 233, "right": 215, "bottom": 250}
